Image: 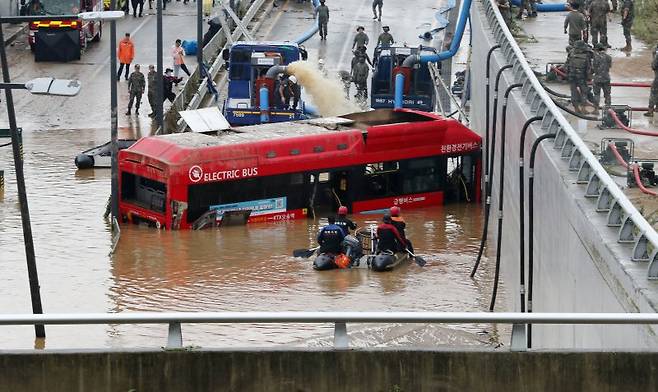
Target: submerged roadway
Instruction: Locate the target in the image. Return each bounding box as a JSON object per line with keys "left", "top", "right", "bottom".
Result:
{"left": 0, "top": 0, "right": 501, "bottom": 350}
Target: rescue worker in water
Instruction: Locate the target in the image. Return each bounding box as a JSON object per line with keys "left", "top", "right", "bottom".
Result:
{"left": 335, "top": 206, "right": 357, "bottom": 235}
{"left": 376, "top": 214, "right": 406, "bottom": 253}
{"left": 390, "top": 206, "right": 413, "bottom": 253}
{"left": 317, "top": 216, "right": 346, "bottom": 254}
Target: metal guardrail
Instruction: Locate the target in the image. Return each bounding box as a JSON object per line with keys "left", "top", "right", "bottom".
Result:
{"left": 160, "top": 0, "right": 269, "bottom": 134}
{"left": 481, "top": 0, "right": 658, "bottom": 276}
{"left": 3, "top": 312, "right": 658, "bottom": 351}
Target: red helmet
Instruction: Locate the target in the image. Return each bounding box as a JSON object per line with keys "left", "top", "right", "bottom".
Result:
{"left": 338, "top": 206, "right": 348, "bottom": 215}
{"left": 390, "top": 206, "right": 401, "bottom": 217}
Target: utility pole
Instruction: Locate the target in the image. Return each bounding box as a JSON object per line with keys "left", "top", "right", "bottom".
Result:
{"left": 0, "top": 22, "right": 45, "bottom": 338}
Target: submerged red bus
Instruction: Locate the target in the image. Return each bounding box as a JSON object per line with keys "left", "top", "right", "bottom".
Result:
{"left": 118, "top": 109, "right": 482, "bottom": 229}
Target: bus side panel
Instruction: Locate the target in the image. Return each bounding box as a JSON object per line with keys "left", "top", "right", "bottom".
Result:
{"left": 351, "top": 191, "right": 444, "bottom": 214}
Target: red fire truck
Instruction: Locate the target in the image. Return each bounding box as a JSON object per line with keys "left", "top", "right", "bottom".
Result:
{"left": 118, "top": 109, "right": 482, "bottom": 230}
{"left": 23, "top": 0, "right": 103, "bottom": 61}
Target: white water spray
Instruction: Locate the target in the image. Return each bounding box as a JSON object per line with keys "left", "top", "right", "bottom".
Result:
{"left": 286, "top": 61, "right": 360, "bottom": 117}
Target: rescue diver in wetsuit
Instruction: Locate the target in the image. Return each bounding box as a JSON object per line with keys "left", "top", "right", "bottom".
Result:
{"left": 335, "top": 206, "right": 357, "bottom": 235}
{"left": 376, "top": 214, "right": 405, "bottom": 253}
{"left": 390, "top": 206, "right": 413, "bottom": 253}
{"left": 317, "top": 216, "right": 346, "bottom": 254}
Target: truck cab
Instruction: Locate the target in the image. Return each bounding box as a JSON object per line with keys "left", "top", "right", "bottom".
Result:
{"left": 23, "top": 0, "right": 103, "bottom": 62}
{"left": 371, "top": 46, "right": 438, "bottom": 112}
{"left": 222, "top": 41, "right": 308, "bottom": 126}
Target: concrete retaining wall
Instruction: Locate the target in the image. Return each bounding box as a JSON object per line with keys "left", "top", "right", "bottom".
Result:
{"left": 1, "top": 349, "right": 657, "bottom": 391}
{"left": 469, "top": 1, "right": 658, "bottom": 349}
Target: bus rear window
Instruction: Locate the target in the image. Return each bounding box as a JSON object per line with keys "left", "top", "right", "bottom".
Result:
{"left": 121, "top": 172, "right": 166, "bottom": 213}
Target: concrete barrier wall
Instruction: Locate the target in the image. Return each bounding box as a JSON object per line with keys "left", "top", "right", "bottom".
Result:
{"left": 469, "top": 0, "right": 658, "bottom": 349}
{"left": 1, "top": 349, "right": 657, "bottom": 391}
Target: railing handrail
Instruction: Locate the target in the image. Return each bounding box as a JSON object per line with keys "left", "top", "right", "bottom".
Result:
{"left": 3, "top": 311, "right": 658, "bottom": 325}
{"left": 482, "top": 0, "right": 658, "bottom": 274}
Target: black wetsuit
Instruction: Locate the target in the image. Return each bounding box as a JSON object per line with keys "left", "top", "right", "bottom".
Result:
{"left": 317, "top": 224, "right": 346, "bottom": 254}
{"left": 376, "top": 223, "right": 405, "bottom": 253}
{"left": 335, "top": 216, "right": 357, "bottom": 235}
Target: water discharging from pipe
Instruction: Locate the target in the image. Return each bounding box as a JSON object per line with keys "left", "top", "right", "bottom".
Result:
{"left": 286, "top": 61, "right": 360, "bottom": 117}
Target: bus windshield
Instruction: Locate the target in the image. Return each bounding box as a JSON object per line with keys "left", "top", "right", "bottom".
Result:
{"left": 27, "top": 0, "right": 81, "bottom": 16}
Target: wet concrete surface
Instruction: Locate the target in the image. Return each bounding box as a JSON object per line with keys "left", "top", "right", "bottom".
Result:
{"left": 516, "top": 4, "right": 658, "bottom": 226}
{"left": 0, "top": 1, "right": 503, "bottom": 349}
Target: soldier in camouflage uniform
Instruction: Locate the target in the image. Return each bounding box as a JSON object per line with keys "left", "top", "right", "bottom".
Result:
{"left": 516, "top": 0, "right": 536, "bottom": 19}
{"left": 620, "top": 0, "right": 633, "bottom": 52}
{"left": 498, "top": 0, "right": 513, "bottom": 28}
{"left": 147, "top": 64, "right": 157, "bottom": 118}
{"left": 591, "top": 43, "right": 612, "bottom": 109}
{"left": 126, "top": 64, "right": 145, "bottom": 116}
{"left": 587, "top": 0, "right": 610, "bottom": 47}
{"left": 566, "top": 40, "right": 593, "bottom": 113}
{"left": 644, "top": 45, "right": 658, "bottom": 117}
{"left": 564, "top": 3, "right": 587, "bottom": 45}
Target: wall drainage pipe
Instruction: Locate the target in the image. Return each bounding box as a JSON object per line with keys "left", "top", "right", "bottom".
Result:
{"left": 490, "top": 82, "right": 523, "bottom": 311}
{"left": 471, "top": 64, "right": 513, "bottom": 278}
{"left": 528, "top": 132, "right": 557, "bottom": 348}
{"left": 518, "top": 116, "right": 544, "bottom": 316}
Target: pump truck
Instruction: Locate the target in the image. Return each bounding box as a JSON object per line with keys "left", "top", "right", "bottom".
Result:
{"left": 23, "top": 0, "right": 104, "bottom": 62}
{"left": 221, "top": 41, "right": 308, "bottom": 126}
{"left": 370, "top": 46, "right": 438, "bottom": 112}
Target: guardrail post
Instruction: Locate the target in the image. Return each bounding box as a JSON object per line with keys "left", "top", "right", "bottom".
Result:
{"left": 334, "top": 322, "right": 348, "bottom": 349}
{"left": 510, "top": 323, "right": 527, "bottom": 352}
{"left": 167, "top": 322, "right": 183, "bottom": 348}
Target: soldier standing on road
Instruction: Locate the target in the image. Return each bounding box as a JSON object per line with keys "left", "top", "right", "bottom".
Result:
{"left": 372, "top": 0, "right": 383, "bottom": 21}
{"left": 351, "top": 46, "right": 373, "bottom": 71}
{"left": 566, "top": 40, "right": 593, "bottom": 113}
{"left": 126, "top": 64, "right": 145, "bottom": 116}
{"left": 147, "top": 65, "right": 157, "bottom": 117}
{"left": 351, "top": 56, "right": 370, "bottom": 100}
{"left": 588, "top": 0, "right": 610, "bottom": 47}
{"left": 644, "top": 46, "right": 658, "bottom": 117}
{"left": 620, "top": 0, "right": 634, "bottom": 52}
{"left": 131, "top": 0, "right": 144, "bottom": 17}
{"left": 591, "top": 43, "right": 612, "bottom": 110}
{"left": 352, "top": 26, "right": 369, "bottom": 51}
{"left": 117, "top": 33, "right": 135, "bottom": 82}
{"left": 315, "top": 0, "right": 329, "bottom": 41}
{"left": 377, "top": 26, "right": 394, "bottom": 48}
{"left": 497, "top": 0, "right": 513, "bottom": 28}
{"left": 516, "top": 0, "right": 536, "bottom": 19}
{"left": 564, "top": 3, "right": 587, "bottom": 45}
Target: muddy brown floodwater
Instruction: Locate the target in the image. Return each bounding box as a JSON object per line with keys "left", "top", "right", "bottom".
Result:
{"left": 0, "top": 127, "right": 503, "bottom": 350}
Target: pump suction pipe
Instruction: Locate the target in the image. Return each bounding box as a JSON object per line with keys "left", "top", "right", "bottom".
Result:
{"left": 470, "top": 64, "right": 513, "bottom": 278}
{"left": 489, "top": 82, "right": 522, "bottom": 312}
{"left": 518, "top": 116, "right": 544, "bottom": 318}
{"left": 295, "top": 0, "right": 321, "bottom": 44}
{"left": 484, "top": 45, "right": 501, "bottom": 189}
{"left": 393, "top": 0, "right": 473, "bottom": 108}
{"left": 527, "top": 132, "right": 556, "bottom": 348}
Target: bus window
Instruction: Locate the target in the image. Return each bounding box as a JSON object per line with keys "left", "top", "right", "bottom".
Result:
{"left": 362, "top": 161, "right": 400, "bottom": 198}
{"left": 401, "top": 157, "right": 444, "bottom": 194}
{"left": 121, "top": 172, "right": 167, "bottom": 213}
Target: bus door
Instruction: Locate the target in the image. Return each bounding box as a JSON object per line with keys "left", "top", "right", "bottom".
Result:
{"left": 306, "top": 170, "right": 353, "bottom": 217}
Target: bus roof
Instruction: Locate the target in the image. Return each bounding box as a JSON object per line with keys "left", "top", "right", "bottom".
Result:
{"left": 121, "top": 109, "right": 481, "bottom": 168}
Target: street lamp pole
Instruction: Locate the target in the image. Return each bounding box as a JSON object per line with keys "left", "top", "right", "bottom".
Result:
{"left": 110, "top": 0, "right": 119, "bottom": 223}
{"left": 0, "top": 22, "right": 45, "bottom": 338}
{"left": 197, "top": 0, "right": 203, "bottom": 75}
{"left": 156, "top": 0, "right": 164, "bottom": 133}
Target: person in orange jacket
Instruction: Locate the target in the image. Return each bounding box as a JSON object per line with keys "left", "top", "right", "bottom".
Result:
{"left": 390, "top": 206, "right": 413, "bottom": 253}
{"left": 117, "top": 32, "right": 135, "bottom": 81}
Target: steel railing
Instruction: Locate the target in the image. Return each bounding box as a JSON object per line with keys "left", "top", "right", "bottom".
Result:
{"left": 480, "top": 0, "right": 658, "bottom": 276}
{"left": 3, "top": 312, "right": 658, "bottom": 351}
